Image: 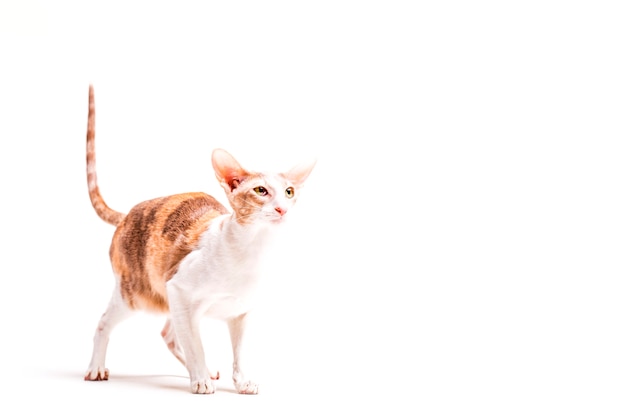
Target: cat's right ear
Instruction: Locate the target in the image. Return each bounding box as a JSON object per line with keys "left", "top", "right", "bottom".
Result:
{"left": 212, "top": 149, "right": 249, "bottom": 192}
{"left": 285, "top": 157, "right": 317, "bottom": 188}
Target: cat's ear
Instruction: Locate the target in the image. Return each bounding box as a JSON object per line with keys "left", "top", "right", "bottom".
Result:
{"left": 284, "top": 158, "right": 316, "bottom": 187}
{"left": 212, "top": 148, "right": 249, "bottom": 192}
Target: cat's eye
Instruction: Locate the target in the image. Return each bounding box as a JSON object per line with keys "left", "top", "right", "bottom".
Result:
{"left": 254, "top": 186, "right": 268, "bottom": 196}
{"left": 285, "top": 187, "right": 295, "bottom": 199}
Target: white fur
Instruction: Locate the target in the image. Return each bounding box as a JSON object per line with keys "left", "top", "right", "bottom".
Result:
{"left": 167, "top": 215, "right": 275, "bottom": 393}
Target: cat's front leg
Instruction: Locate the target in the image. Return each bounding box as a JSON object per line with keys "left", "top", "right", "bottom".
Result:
{"left": 167, "top": 282, "right": 217, "bottom": 394}
{"left": 85, "top": 290, "right": 133, "bottom": 381}
{"left": 228, "top": 312, "right": 259, "bottom": 394}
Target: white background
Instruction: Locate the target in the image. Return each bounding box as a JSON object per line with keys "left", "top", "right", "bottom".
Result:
{"left": 1, "top": 1, "right": 625, "bottom": 415}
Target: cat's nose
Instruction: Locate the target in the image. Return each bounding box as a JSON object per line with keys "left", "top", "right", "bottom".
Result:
{"left": 275, "top": 207, "right": 287, "bottom": 216}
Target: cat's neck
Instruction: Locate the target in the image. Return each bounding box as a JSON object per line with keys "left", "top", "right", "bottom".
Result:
{"left": 218, "top": 213, "right": 278, "bottom": 250}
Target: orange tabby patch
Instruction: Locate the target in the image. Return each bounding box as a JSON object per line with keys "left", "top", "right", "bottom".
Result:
{"left": 110, "top": 193, "right": 228, "bottom": 311}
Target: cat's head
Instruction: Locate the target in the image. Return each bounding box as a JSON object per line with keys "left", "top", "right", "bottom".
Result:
{"left": 212, "top": 148, "right": 315, "bottom": 225}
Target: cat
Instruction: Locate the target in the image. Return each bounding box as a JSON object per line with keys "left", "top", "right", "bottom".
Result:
{"left": 83, "top": 85, "right": 315, "bottom": 394}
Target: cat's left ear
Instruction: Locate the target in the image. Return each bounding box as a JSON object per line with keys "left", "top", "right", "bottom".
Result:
{"left": 284, "top": 158, "right": 316, "bottom": 187}
{"left": 212, "top": 148, "right": 249, "bottom": 192}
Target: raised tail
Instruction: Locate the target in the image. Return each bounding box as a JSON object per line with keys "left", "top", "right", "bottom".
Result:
{"left": 86, "top": 85, "right": 125, "bottom": 226}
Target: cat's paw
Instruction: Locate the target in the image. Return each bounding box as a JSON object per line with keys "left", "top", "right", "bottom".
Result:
{"left": 190, "top": 379, "right": 216, "bottom": 394}
{"left": 235, "top": 380, "right": 259, "bottom": 395}
{"left": 84, "top": 367, "right": 109, "bottom": 381}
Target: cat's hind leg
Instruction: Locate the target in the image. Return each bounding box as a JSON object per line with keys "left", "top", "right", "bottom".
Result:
{"left": 161, "top": 318, "right": 186, "bottom": 366}
{"left": 84, "top": 287, "right": 133, "bottom": 381}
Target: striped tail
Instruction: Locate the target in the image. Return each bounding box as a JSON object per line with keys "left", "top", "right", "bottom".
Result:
{"left": 86, "top": 85, "right": 125, "bottom": 226}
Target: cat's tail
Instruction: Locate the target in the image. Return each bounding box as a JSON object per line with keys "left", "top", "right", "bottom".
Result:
{"left": 86, "top": 84, "right": 125, "bottom": 226}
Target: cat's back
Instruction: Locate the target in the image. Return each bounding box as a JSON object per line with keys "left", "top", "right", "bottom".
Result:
{"left": 110, "top": 192, "right": 229, "bottom": 311}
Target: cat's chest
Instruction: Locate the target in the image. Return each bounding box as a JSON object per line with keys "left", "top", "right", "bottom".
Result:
{"left": 171, "top": 219, "right": 271, "bottom": 318}
{"left": 199, "top": 220, "right": 270, "bottom": 280}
